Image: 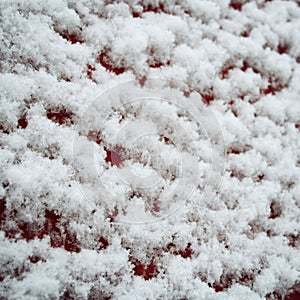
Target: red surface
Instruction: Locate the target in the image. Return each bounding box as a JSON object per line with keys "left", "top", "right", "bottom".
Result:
{"left": 47, "top": 108, "right": 74, "bottom": 125}
{"left": 105, "top": 145, "right": 124, "bottom": 167}
{"left": 230, "top": 1, "right": 243, "bottom": 11}
{"left": 18, "top": 115, "right": 28, "bottom": 129}
{"left": 87, "top": 64, "right": 96, "bottom": 80}
{"left": 201, "top": 92, "right": 215, "bottom": 105}
{"left": 133, "top": 260, "right": 158, "bottom": 280}
{"left": 60, "top": 31, "right": 83, "bottom": 44}
{"left": 97, "top": 52, "right": 125, "bottom": 75}
{"left": 87, "top": 130, "right": 102, "bottom": 145}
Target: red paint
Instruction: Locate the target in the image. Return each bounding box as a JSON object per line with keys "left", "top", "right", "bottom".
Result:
{"left": 105, "top": 145, "right": 124, "bottom": 167}
{"left": 269, "top": 201, "right": 282, "bottom": 219}
{"left": 87, "top": 130, "right": 102, "bottom": 145}
{"left": 0, "top": 198, "right": 5, "bottom": 225}
{"left": 263, "top": 85, "right": 276, "bottom": 95}
{"left": 167, "top": 242, "right": 193, "bottom": 258}
{"left": 257, "top": 174, "right": 265, "bottom": 181}
{"left": 176, "top": 243, "right": 193, "bottom": 258}
{"left": 210, "top": 274, "right": 233, "bottom": 292}
{"left": 139, "top": 76, "right": 147, "bottom": 87}
{"left": 29, "top": 255, "right": 45, "bottom": 264}
{"left": 18, "top": 115, "right": 28, "bottom": 129}
{"left": 201, "top": 92, "right": 215, "bottom": 105}
{"left": 285, "top": 290, "right": 300, "bottom": 300}
{"left": 60, "top": 31, "right": 83, "bottom": 44}
{"left": 98, "top": 236, "right": 109, "bottom": 250}
{"left": 183, "top": 90, "right": 190, "bottom": 97}
{"left": 64, "top": 230, "right": 81, "bottom": 253}
{"left": 220, "top": 65, "right": 234, "bottom": 79}
{"left": 241, "top": 61, "right": 250, "bottom": 72}
{"left": 87, "top": 64, "right": 96, "bottom": 80}
{"left": 0, "top": 124, "right": 9, "bottom": 134}
{"left": 10, "top": 209, "right": 82, "bottom": 253}
{"left": 148, "top": 60, "right": 164, "bottom": 68}
{"left": 277, "top": 44, "right": 288, "bottom": 55}
{"left": 151, "top": 200, "right": 160, "bottom": 213}
{"left": 47, "top": 108, "right": 74, "bottom": 125}
{"left": 227, "top": 148, "right": 241, "bottom": 155}
{"left": 241, "top": 30, "right": 249, "bottom": 37}
{"left": 262, "top": 82, "right": 283, "bottom": 96}
{"left": 132, "top": 11, "right": 141, "bottom": 18}
{"left": 143, "top": 3, "right": 165, "bottom": 14}
{"left": 230, "top": 1, "right": 243, "bottom": 11}
{"left": 133, "top": 260, "right": 158, "bottom": 280}
{"left": 97, "top": 52, "right": 125, "bottom": 75}
{"left": 287, "top": 234, "right": 299, "bottom": 248}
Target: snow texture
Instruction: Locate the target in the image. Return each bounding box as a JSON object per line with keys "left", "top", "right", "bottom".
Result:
{"left": 0, "top": 0, "right": 300, "bottom": 299}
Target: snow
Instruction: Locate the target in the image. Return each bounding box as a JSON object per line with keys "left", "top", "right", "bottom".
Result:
{"left": 1, "top": 0, "right": 300, "bottom": 299}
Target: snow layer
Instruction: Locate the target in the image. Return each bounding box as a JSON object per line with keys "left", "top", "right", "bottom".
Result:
{"left": 0, "top": 0, "right": 300, "bottom": 299}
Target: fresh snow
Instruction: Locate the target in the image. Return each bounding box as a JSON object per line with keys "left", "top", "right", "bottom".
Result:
{"left": 0, "top": 0, "right": 300, "bottom": 299}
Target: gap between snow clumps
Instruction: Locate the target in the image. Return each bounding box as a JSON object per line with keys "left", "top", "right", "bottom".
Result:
{"left": 0, "top": 0, "right": 300, "bottom": 299}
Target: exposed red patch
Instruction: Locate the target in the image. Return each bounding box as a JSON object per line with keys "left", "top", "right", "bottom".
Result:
{"left": 210, "top": 274, "right": 234, "bottom": 292}
{"left": 230, "top": 1, "right": 243, "bottom": 11}
{"left": 285, "top": 290, "right": 300, "bottom": 300}
{"left": 277, "top": 44, "right": 288, "bottom": 55}
{"left": 87, "top": 130, "right": 102, "bottom": 145}
{"left": 19, "top": 222, "right": 40, "bottom": 241}
{"left": 29, "top": 255, "right": 45, "bottom": 264}
{"left": 105, "top": 145, "right": 125, "bottom": 167}
{"left": 132, "top": 11, "right": 141, "bottom": 18}
{"left": 97, "top": 52, "right": 125, "bottom": 75}
{"left": 241, "top": 30, "right": 249, "bottom": 37}
{"left": 269, "top": 201, "right": 282, "bottom": 219}
{"left": 0, "top": 124, "right": 9, "bottom": 134}
{"left": 0, "top": 198, "right": 5, "bottom": 225}
{"left": 227, "top": 148, "right": 241, "bottom": 155}
{"left": 17, "top": 115, "right": 28, "bottom": 129}
{"left": 262, "top": 85, "right": 281, "bottom": 96}
{"left": 47, "top": 108, "right": 74, "bottom": 125}
{"left": 133, "top": 260, "right": 159, "bottom": 280}
{"left": 176, "top": 243, "right": 193, "bottom": 258}
{"left": 167, "top": 242, "right": 193, "bottom": 258}
{"left": 201, "top": 92, "right": 215, "bottom": 105}
{"left": 263, "top": 85, "right": 276, "bottom": 95}
{"left": 98, "top": 236, "right": 109, "bottom": 250}
{"left": 60, "top": 31, "right": 83, "bottom": 44}
{"left": 151, "top": 199, "right": 160, "bottom": 213}
{"left": 43, "top": 210, "right": 63, "bottom": 247}
{"left": 143, "top": 3, "right": 165, "bottom": 14}
{"left": 287, "top": 233, "right": 299, "bottom": 248}
{"left": 295, "top": 123, "right": 300, "bottom": 130}
{"left": 257, "top": 174, "right": 265, "bottom": 181}
{"left": 220, "top": 65, "right": 234, "bottom": 79}
{"left": 64, "top": 230, "right": 81, "bottom": 253}
{"left": 87, "top": 64, "right": 96, "bottom": 80}
{"left": 183, "top": 90, "right": 191, "bottom": 97}
{"left": 148, "top": 60, "right": 165, "bottom": 68}
{"left": 266, "top": 291, "right": 282, "bottom": 300}
{"left": 241, "top": 61, "right": 250, "bottom": 72}
{"left": 139, "top": 76, "right": 147, "bottom": 87}
{"left": 241, "top": 61, "right": 259, "bottom": 74}
{"left": 15, "top": 209, "right": 81, "bottom": 253}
